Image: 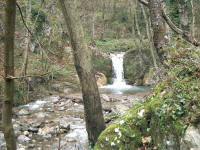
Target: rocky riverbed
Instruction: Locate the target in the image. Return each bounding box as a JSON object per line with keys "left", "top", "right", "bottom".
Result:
{"left": 0, "top": 91, "right": 150, "bottom": 150}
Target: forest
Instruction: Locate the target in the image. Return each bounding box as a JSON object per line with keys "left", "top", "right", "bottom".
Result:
{"left": 0, "top": 0, "right": 200, "bottom": 150}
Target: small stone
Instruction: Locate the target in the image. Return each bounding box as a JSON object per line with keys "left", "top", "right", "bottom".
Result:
{"left": 102, "top": 94, "right": 110, "bottom": 102}
{"left": 18, "top": 135, "right": 31, "bottom": 143}
{"left": 28, "top": 127, "right": 38, "bottom": 133}
{"left": 23, "top": 131, "right": 29, "bottom": 136}
{"left": 58, "top": 107, "right": 65, "bottom": 111}
{"left": 18, "top": 109, "right": 30, "bottom": 115}
{"left": 138, "top": 109, "right": 145, "bottom": 119}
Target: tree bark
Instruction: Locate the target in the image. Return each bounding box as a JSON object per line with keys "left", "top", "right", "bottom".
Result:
{"left": 140, "top": 3, "right": 158, "bottom": 69}
{"left": 58, "top": 0, "right": 105, "bottom": 146}
{"left": 100, "top": 1, "right": 105, "bottom": 41}
{"left": 139, "top": 0, "right": 200, "bottom": 47}
{"left": 149, "top": 0, "right": 167, "bottom": 64}
{"left": 91, "top": 13, "right": 95, "bottom": 41}
{"left": 21, "top": 0, "right": 31, "bottom": 76}
{"left": 3, "top": 0, "right": 17, "bottom": 149}
{"left": 178, "top": 0, "right": 189, "bottom": 32}
{"left": 190, "top": 0, "right": 196, "bottom": 39}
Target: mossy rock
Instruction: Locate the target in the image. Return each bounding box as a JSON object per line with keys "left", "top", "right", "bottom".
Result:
{"left": 95, "top": 44, "right": 200, "bottom": 150}
{"left": 123, "top": 49, "right": 156, "bottom": 85}
{"left": 92, "top": 53, "right": 112, "bottom": 83}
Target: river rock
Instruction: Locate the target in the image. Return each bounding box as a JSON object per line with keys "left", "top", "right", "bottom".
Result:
{"left": 180, "top": 126, "right": 200, "bottom": 150}
{"left": 18, "top": 135, "right": 31, "bottom": 143}
{"left": 38, "top": 126, "right": 55, "bottom": 136}
{"left": 18, "top": 109, "right": 30, "bottom": 115}
{"left": 102, "top": 94, "right": 110, "bottom": 102}
{"left": 96, "top": 72, "right": 107, "bottom": 87}
{"left": 114, "top": 104, "right": 129, "bottom": 114}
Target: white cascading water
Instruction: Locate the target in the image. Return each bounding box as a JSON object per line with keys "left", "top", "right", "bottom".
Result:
{"left": 103, "top": 53, "right": 132, "bottom": 89}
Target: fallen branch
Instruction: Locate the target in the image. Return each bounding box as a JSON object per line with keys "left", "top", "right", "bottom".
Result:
{"left": 6, "top": 65, "right": 66, "bottom": 80}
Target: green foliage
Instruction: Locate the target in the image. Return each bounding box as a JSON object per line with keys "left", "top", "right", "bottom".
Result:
{"left": 95, "top": 43, "right": 200, "bottom": 150}
{"left": 95, "top": 38, "right": 136, "bottom": 52}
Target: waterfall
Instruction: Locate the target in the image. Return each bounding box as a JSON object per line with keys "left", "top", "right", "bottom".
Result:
{"left": 103, "top": 53, "right": 132, "bottom": 89}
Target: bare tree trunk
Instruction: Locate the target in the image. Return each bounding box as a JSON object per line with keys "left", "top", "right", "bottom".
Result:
{"left": 149, "top": 0, "right": 167, "bottom": 65}
{"left": 178, "top": 0, "right": 189, "bottom": 32}
{"left": 100, "top": 1, "right": 105, "bottom": 41}
{"left": 58, "top": 0, "right": 105, "bottom": 146}
{"left": 91, "top": 14, "right": 95, "bottom": 41}
{"left": 134, "top": 1, "right": 141, "bottom": 37}
{"left": 3, "top": 0, "right": 17, "bottom": 149}
{"left": 190, "top": 0, "right": 196, "bottom": 38}
{"left": 21, "top": 0, "right": 31, "bottom": 76}
{"left": 140, "top": 4, "right": 158, "bottom": 69}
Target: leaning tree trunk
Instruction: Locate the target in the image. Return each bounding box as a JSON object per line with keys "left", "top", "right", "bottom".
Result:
{"left": 149, "top": 0, "right": 167, "bottom": 65}
{"left": 58, "top": 0, "right": 105, "bottom": 146}
{"left": 3, "top": 0, "right": 17, "bottom": 149}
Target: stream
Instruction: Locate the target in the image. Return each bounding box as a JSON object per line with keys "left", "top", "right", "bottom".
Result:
{"left": 0, "top": 53, "right": 151, "bottom": 150}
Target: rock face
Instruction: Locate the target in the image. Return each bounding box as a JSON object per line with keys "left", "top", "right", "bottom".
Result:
{"left": 180, "top": 126, "right": 200, "bottom": 150}
{"left": 95, "top": 72, "right": 107, "bottom": 87}
{"left": 92, "top": 52, "right": 112, "bottom": 83}
{"left": 124, "top": 49, "right": 156, "bottom": 86}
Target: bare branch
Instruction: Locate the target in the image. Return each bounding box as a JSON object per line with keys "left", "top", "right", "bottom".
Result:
{"left": 16, "top": 2, "right": 57, "bottom": 62}
{"left": 6, "top": 65, "right": 66, "bottom": 80}
{"left": 161, "top": 8, "right": 200, "bottom": 46}
{"left": 138, "top": 0, "right": 149, "bottom": 7}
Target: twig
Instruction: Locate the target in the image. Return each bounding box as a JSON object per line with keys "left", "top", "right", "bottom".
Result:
{"left": 16, "top": 2, "right": 56, "bottom": 63}
{"left": 6, "top": 65, "right": 66, "bottom": 80}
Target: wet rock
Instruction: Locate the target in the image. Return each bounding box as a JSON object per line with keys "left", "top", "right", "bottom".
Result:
{"left": 28, "top": 127, "right": 39, "bottom": 133}
{"left": 58, "top": 107, "right": 65, "bottom": 111}
{"left": 38, "top": 126, "right": 55, "bottom": 136}
{"left": 18, "top": 135, "right": 31, "bottom": 143}
{"left": 36, "top": 112, "right": 49, "bottom": 118}
{"left": 102, "top": 94, "right": 110, "bottom": 102}
{"left": 18, "top": 109, "right": 30, "bottom": 115}
{"left": 64, "top": 88, "right": 72, "bottom": 94}
{"left": 114, "top": 104, "right": 129, "bottom": 114}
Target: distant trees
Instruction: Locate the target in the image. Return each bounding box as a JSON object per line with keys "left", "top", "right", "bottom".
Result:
{"left": 3, "top": 0, "right": 17, "bottom": 149}
{"left": 58, "top": 0, "right": 105, "bottom": 146}
{"left": 138, "top": 0, "right": 200, "bottom": 65}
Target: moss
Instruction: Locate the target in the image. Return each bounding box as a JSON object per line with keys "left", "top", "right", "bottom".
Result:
{"left": 95, "top": 43, "right": 200, "bottom": 150}
{"left": 123, "top": 49, "right": 156, "bottom": 85}
{"left": 173, "top": 120, "right": 185, "bottom": 137}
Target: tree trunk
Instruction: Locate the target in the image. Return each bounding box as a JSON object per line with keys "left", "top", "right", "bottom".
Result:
{"left": 149, "top": 0, "right": 167, "bottom": 64}
{"left": 91, "top": 14, "right": 95, "bottom": 41}
{"left": 21, "top": 0, "right": 31, "bottom": 76}
{"left": 3, "top": 0, "right": 17, "bottom": 149}
{"left": 178, "top": 0, "right": 189, "bottom": 32}
{"left": 58, "top": 0, "right": 105, "bottom": 146}
{"left": 134, "top": 0, "right": 141, "bottom": 37}
{"left": 190, "top": 0, "right": 196, "bottom": 39}
{"left": 140, "top": 3, "right": 158, "bottom": 69}
{"left": 100, "top": 1, "right": 105, "bottom": 41}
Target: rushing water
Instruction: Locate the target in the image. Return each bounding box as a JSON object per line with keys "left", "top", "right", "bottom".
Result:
{"left": 100, "top": 53, "right": 150, "bottom": 94}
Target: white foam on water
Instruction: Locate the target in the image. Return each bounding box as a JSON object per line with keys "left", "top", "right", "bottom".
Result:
{"left": 102, "top": 53, "right": 132, "bottom": 90}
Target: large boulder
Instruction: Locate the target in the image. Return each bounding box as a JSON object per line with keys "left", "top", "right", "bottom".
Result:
{"left": 124, "top": 49, "right": 156, "bottom": 85}
{"left": 180, "top": 126, "right": 200, "bottom": 150}
{"left": 95, "top": 72, "right": 107, "bottom": 87}
{"left": 92, "top": 50, "right": 112, "bottom": 83}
